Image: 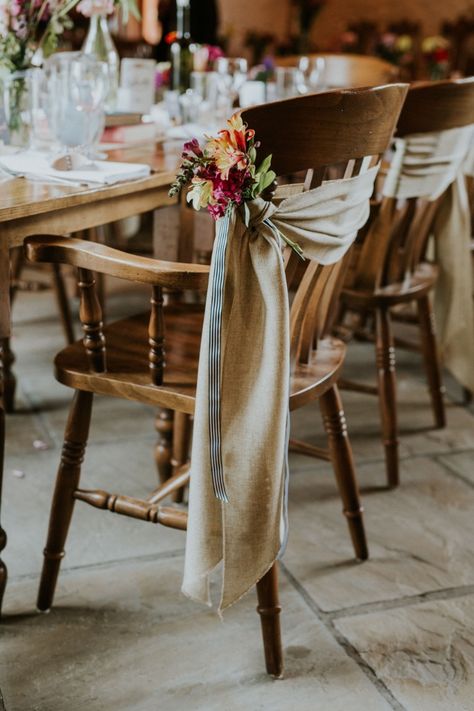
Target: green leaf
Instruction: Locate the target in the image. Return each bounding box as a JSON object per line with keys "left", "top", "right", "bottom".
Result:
{"left": 256, "top": 153, "right": 272, "bottom": 176}
{"left": 260, "top": 169, "right": 276, "bottom": 192}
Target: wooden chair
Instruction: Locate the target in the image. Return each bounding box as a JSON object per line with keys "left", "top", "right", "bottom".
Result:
{"left": 338, "top": 78, "right": 474, "bottom": 488}
{"left": 274, "top": 53, "right": 399, "bottom": 87}
{"left": 24, "top": 83, "right": 407, "bottom": 677}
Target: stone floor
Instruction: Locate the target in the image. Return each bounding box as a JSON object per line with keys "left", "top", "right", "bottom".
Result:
{"left": 1, "top": 272, "right": 474, "bottom": 710}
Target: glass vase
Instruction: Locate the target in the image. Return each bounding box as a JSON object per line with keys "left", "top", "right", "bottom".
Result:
{"left": 0, "top": 70, "right": 33, "bottom": 148}
{"left": 82, "top": 13, "right": 119, "bottom": 112}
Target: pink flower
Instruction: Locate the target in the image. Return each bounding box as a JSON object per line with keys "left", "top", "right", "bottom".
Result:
{"left": 77, "top": 0, "right": 114, "bottom": 17}
{"left": 182, "top": 138, "right": 202, "bottom": 158}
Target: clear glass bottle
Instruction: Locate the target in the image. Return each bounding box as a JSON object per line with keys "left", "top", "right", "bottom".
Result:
{"left": 170, "top": 0, "right": 195, "bottom": 93}
{"left": 1, "top": 69, "right": 33, "bottom": 147}
{"left": 82, "top": 13, "right": 120, "bottom": 112}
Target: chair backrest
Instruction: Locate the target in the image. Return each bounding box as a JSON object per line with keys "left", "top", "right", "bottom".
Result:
{"left": 352, "top": 78, "right": 474, "bottom": 291}
{"left": 242, "top": 84, "right": 408, "bottom": 363}
{"left": 274, "top": 53, "right": 399, "bottom": 87}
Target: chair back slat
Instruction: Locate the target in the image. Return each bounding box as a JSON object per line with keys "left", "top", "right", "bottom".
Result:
{"left": 77, "top": 268, "right": 106, "bottom": 372}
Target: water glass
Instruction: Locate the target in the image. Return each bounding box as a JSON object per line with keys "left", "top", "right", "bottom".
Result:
{"left": 275, "top": 67, "right": 306, "bottom": 99}
{"left": 298, "top": 56, "right": 326, "bottom": 91}
{"left": 215, "top": 57, "right": 248, "bottom": 103}
{"left": 49, "top": 54, "right": 108, "bottom": 154}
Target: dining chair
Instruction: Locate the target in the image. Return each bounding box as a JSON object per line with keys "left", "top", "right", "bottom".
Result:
{"left": 25, "top": 83, "right": 407, "bottom": 677}
{"left": 338, "top": 78, "right": 474, "bottom": 488}
{"left": 274, "top": 53, "right": 399, "bottom": 86}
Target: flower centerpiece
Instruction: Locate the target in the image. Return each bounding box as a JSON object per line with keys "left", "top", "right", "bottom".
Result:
{"left": 169, "top": 113, "right": 303, "bottom": 257}
{"left": 375, "top": 33, "right": 415, "bottom": 78}
{"left": 422, "top": 36, "right": 451, "bottom": 80}
{"left": 77, "top": 0, "right": 139, "bottom": 111}
{"left": 0, "top": 0, "right": 78, "bottom": 144}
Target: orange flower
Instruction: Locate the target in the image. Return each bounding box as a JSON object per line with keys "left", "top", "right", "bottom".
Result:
{"left": 205, "top": 114, "right": 254, "bottom": 179}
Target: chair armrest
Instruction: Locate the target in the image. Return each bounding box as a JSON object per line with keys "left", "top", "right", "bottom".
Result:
{"left": 24, "top": 235, "right": 210, "bottom": 291}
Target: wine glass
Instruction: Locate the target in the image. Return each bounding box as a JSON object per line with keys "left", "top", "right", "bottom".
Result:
{"left": 49, "top": 54, "right": 108, "bottom": 158}
{"left": 215, "top": 57, "right": 248, "bottom": 106}
{"left": 298, "top": 56, "right": 326, "bottom": 92}
{"left": 275, "top": 67, "right": 306, "bottom": 99}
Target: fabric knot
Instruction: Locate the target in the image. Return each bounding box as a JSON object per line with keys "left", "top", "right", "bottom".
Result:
{"left": 242, "top": 197, "right": 278, "bottom": 231}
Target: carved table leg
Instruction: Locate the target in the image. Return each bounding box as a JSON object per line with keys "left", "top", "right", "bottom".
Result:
{"left": 155, "top": 408, "right": 174, "bottom": 484}
{"left": 0, "top": 342, "right": 7, "bottom": 614}
{"left": 2, "top": 338, "right": 15, "bottom": 414}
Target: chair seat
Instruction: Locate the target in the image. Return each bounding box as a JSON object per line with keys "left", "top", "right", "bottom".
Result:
{"left": 54, "top": 304, "right": 346, "bottom": 414}
{"left": 342, "top": 262, "right": 439, "bottom": 308}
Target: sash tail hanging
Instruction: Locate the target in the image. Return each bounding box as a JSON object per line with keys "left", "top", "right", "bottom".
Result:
{"left": 208, "top": 210, "right": 232, "bottom": 502}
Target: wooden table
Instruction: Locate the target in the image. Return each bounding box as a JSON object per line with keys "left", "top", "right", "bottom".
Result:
{"left": 0, "top": 144, "right": 178, "bottom": 613}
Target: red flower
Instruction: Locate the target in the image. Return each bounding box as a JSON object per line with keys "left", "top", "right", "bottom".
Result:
{"left": 165, "top": 31, "right": 178, "bottom": 45}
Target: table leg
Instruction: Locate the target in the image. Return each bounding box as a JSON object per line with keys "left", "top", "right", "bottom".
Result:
{"left": 2, "top": 338, "right": 15, "bottom": 414}
{"left": 0, "top": 239, "right": 11, "bottom": 614}
{"left": 0, "top": 344, "right": 6, "bottom": 613}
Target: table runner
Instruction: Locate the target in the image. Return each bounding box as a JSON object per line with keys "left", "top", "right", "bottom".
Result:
{"left": 182, "top": 165, "right": 380, "bottom": 611}
{"left": 382, "top": 125, "right": 474, "bottom": 393}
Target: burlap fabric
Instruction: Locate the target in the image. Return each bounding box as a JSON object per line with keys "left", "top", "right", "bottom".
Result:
{"left": 382, "top": 125, "right": 474, "bottom": 392}
{"left": 182, "top": 165, "right": 380, "bottom": 611}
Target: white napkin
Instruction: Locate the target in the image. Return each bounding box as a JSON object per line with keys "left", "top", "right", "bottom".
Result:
{"left": 0, "top": 151, "right": 151, "bottom": 186}
{"left": 166, "top": 123, "right": 214, "bottom": 141}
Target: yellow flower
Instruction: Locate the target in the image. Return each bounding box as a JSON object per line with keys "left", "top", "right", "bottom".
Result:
{"left": 395, "top": 34, "right": 412, "bottom": 52}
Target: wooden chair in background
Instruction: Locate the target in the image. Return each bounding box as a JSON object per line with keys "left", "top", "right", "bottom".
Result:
{"left": 24, "top": 83, "right": 407, "bottom": 677}
{"left": 338, "top": 78, "right": 474, "bottom": 488}
{"left": 274, "top": 53, "right": 399, "bottom": 87}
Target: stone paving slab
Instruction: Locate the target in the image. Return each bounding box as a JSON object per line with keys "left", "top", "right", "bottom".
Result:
{"left": 3, "top": 440, "right": 184, "bottom": 581}
{"left": 335, "top": 593, "right": 474, "bottom": 711}
{"left": 1, "top": 559, "right": 392, "bottom": 711}
{"left": 284, "top": 455, "right": 474, "bottom": 612}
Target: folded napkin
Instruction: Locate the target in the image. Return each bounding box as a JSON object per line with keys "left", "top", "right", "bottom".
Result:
{"left": 0, "top": 150, "right": 151, "bottom": 186}
{"left": 166, "top": 123, "right": 215, "bottom": 142}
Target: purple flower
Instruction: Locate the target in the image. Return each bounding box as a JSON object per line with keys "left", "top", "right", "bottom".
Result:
{"left": 182, "top": 138, "right": 203, "bottom": 158}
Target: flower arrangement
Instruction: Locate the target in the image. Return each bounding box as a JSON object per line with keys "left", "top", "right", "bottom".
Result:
{"left": 77, "top": 0, "right": 139, "bottom": 22}
{"left": 170, "top": 114, "right": 303, "bottom": 255}
{"left": 422, "top": 35, "right": 450, "bottom": 80}
{"left": 375, "top": 33, "right": 414, "bottom": 67}
{"left": 0, "top": 0, "right": 79, "bottom": 72}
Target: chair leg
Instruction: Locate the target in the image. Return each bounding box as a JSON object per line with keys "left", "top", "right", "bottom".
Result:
{"left": 37, "top": 390, "right": 93, "bottom": 612}
{"left": 155, "top": 408, "right": 174, "bottom": 484}
{"left": 171, "top": 411, "right": 192, "bottom": 503}
{"left": 256, "top": 563, "right": 283, "bottom": 678}
{"left": 375, "top": 306, "right": 399, "bottom": 488}
{"left": 51, "top": 263, "right": 75, "bottom": 345}
{"left": 320, "top": 384, "right": 369, "bottom": 561}
{"left": 417, "top": 295, "right": 446, "bottom": 428}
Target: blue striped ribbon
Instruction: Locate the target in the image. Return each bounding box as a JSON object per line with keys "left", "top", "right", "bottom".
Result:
{"left": 208, "top": 210, "right": 231, "bottom": 502}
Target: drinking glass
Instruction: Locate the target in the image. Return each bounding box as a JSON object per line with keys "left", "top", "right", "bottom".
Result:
{"left": 49, "top": 54, "right": 108, "bottom": 156}
{"left": 298, "top": 56, "right": 326, "bottom": 92}
{"left": 275, "top": 67, "right": 306, "bottom": 99}
{"left": 215, "top": 57, "right": 248, "bottom": 104}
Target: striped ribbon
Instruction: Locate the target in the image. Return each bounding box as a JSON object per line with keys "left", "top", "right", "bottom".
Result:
{"left": 208, "top": 209, "right": 287, "bottom": 504}
{"left": 208, "top": 210, "right": 231, "bottom": 502}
